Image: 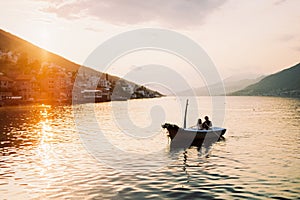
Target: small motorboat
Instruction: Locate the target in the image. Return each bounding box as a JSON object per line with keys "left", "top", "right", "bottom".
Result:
{"left": 162, "top": 123, "right": 226, "bottom": 140}
{"left": 162, "top": 100, "right": 226, "bottom": 147}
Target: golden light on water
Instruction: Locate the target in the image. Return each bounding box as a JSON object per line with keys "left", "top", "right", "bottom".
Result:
{"left": 37, "top": 108, "right": 53, "bottom": 168}
{"left": 0, "top": 97, "right": 299, "bottom": 199}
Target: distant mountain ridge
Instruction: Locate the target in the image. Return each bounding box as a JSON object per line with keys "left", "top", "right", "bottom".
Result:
{"left": 178, "top": 74, "right": 265, "bottom": 96}
{"left": 232, "top": 63, "right": 300, "bottom": 97}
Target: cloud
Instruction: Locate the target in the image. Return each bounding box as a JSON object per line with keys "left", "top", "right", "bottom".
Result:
{"left": 31, "top": 18, "right": 53, "bottom": 23}
{"left": 278, "top": 34, "right": 296, "bottom": 42}
{"left": 40, "top": 0, "right": 226, "bottom": 28}
{"left": 273, "top": 0, "right": 287, "bottom": 6}
{"left": 85, "top": 27, "right": 102, "bottom": 32}
{"left": 293, "top": 46, "right": 300, "bottom": 52}
{"left": 34, "top": 0, "right": 66, "bottom": 5}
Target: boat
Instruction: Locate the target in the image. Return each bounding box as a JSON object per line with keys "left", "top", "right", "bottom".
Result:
{"left": 162, "top": 100, "right": 226, "bottom": 147}
{"left": 111, "top": 96, "right": 128, "bottom": 101}
{"left": 81, "top": 89, "right": 103, "bottom": 102}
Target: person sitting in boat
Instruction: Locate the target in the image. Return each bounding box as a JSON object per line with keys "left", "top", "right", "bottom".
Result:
{"left": 197, "top": 118, "right": 203, "bottom": 130}
{"left": 202, "top": 116, "right": 212, "bottom": 130}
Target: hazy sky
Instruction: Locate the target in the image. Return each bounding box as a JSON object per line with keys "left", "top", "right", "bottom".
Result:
{"left": 1, "top": 0, "right": 300, "bottom": 80}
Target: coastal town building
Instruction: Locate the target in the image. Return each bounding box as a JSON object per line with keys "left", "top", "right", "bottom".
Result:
{"left": 0, "top": 60, "right": 159, "bottom": 105}
{"left": 15, "top": 74, "right": 37, "bottom": 101}
{"left": 0, "top": 75, "right": 13, "bottom": 100}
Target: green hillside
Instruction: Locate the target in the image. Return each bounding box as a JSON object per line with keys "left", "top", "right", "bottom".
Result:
{"left": 232, "top": 63, "right": 300, "bottom": 97}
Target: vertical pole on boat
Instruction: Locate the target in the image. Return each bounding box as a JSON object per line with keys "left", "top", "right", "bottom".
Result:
{"left": 183, "top": 99, "right": 189, "bottom": 128}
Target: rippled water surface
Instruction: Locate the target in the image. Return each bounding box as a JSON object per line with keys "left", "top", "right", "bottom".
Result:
{"left": 0, "top": 96, "right": 299, "bottom": 199}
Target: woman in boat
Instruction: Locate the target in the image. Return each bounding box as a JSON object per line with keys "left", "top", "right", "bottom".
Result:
{"left": 202, "top": 116, "right": 212, "bottom": 130}
{"left": 197, "top": 118, "right": 203, "bottom": 130}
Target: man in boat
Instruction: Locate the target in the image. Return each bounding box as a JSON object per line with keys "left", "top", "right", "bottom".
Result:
{"left": 202, "top": 116, "right": 212, "bottom": 130}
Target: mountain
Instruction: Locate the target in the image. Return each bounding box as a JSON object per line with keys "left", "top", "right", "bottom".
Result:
{"left": 231, "top": 63, "right": 300, "bottom": 97}
{"left": 178, "top": 74, "right": 264, "bottom": 96}
{"left": 221, "top": 74, "right": 265, "bottom": 95}
{"left": 0, "top": 29, "right": 161, "bottom": 104}
{"left": 0, "top": 28, "right": 129, "bottom": 88}
{"left": 0, "top": 29, "right": 80, "bottom": 73}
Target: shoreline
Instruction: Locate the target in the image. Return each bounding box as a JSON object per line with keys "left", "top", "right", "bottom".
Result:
{"left": 0, "top": 95, "right": 164, "bottom": 107}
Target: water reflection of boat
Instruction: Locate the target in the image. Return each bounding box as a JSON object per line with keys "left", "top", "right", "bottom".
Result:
{"left": 162, "top": 99, "right": 226, "bottom": 148}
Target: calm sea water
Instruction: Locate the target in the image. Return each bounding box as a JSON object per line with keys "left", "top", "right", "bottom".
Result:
{"left": 0, "top": 96, "right": 299, "bottom": 199}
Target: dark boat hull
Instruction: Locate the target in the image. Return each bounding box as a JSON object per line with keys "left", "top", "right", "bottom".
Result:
{"left": 162, "top": 123, "right": 226, "bottom": 148}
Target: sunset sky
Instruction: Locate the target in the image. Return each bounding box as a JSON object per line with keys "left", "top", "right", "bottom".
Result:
{"left": 1, "top": 0, "right": 300, "bottom": 81}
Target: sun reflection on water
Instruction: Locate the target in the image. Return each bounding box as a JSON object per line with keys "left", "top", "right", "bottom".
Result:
{"left": 37, "top": 107, "right": 54, "bottom": 169}
{"left": 0, "top": 97, "right": 299, "bottom": 199}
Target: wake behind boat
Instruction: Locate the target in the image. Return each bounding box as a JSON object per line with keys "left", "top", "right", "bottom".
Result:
{"left": 162, "top": 100, "right": 226, "bottom": 147}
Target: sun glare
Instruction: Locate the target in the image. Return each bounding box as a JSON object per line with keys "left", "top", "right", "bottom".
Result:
{"left": 37, "top": 108, "right": 54, "bottom": 168}
{"left": 33, "top": 27, "right": 53, "bottom": 52}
